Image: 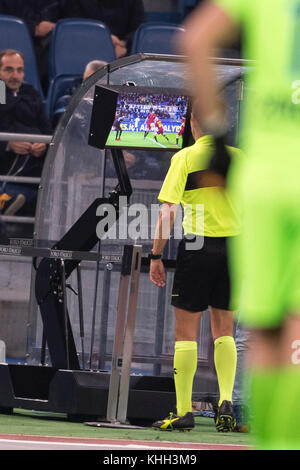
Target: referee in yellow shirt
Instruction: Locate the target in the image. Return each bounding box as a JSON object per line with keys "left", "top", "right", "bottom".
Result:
{"left": 150, "top": 111, "right": 243, "bottom": 432}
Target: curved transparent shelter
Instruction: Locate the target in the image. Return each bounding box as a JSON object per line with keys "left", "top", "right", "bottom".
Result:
{"left": 27, "top": 54, "right": 246, "bottom": 397}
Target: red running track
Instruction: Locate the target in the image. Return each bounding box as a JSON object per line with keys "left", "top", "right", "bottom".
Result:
{"left": 0, "top": 433, "right": 249, "bottom": 450}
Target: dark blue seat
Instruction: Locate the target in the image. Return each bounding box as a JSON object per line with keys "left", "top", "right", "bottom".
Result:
{"left": 48, "top": 18, "right": 116, "bottom": 82}
{"left": 46, "top": 74, "right": 82, "bottom": 124}
{"left": 178, "top": 0, "right": 200, "bottom": 18}
{"left": 130, "top": 23, "right": 185, "bottom": 55}
{"left": 0, "top": 15, "right": 44, "bottom": 98}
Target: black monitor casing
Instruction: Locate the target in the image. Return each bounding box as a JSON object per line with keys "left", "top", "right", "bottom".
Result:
{"left": 89, "top": 84, "right": 192, "bottom": 152}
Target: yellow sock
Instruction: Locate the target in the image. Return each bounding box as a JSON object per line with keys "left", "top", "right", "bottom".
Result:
{"left": 173, "top": 341, "right": 197, "bottom": 417}
{"left": 214, "top": 336, "right": 237, "bottom": 406}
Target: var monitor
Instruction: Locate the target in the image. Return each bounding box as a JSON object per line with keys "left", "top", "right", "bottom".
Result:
{"left": 89, "top": 85, "right": 191, "bottom": 151}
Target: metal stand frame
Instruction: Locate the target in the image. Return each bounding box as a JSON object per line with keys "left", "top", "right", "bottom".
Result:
{"left": 104, "top": 245, "right": 142, "bottom": 426}
{"left": 38, "top": 243, "right": 143, "bottom": 427}
{"left": 0, "top": 241, "right": 151, "bottom": 425}
{"left": 85, "top": 245, "right": 144, "bottom": 429}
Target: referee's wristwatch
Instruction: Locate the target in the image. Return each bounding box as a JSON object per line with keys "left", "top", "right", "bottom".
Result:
{"left": 148, "top": 252, "right": 162, "bottom": 260}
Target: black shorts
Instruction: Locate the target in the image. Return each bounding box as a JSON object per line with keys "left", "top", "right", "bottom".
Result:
{"left": 171, "top": 236, "right": 232, "bottom": 312}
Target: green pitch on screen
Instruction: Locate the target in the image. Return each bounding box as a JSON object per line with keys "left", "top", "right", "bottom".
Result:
{"left": 106, "top": 131, "right": 181, "bottom": 149}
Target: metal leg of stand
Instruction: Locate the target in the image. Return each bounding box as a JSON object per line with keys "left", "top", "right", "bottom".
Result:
{"left": 77, "top": 264, "right": 85, "bottom": 370}
{"left": 89, "top": 242, "right": 101, "bottom": 370}
{"left": 106, "top": 249, "right": 132, "bottom": 423}
{"left": 97, "top": 267, "right": 111, "bottom": 371}
{"left": 116, "top": 245, "right": 142, "bottom": 424}
{"left": 153, "top": 285, "right": 167, "bottom": 376}
{"left": 60, "top": 259, "right": 70, "bottom": 370}
{"left": 85, "top": 245, "right": 143, "bottom": 430}
{"left": 41, "top": 330, "right": 46, "bottom": 366}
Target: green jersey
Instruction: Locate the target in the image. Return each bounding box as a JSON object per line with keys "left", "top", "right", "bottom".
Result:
{"left": 158, "top": 136, "right": 241, "bottom": 237}
{"left": 214, "top": 0, "right": 300, "bottom": 329}
{"left": 215, "top": 0, "right": 300, "bottom": 167}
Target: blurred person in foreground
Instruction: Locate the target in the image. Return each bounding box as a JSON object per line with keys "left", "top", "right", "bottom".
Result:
{"left": 181, "top": 0, "right": 300, "bottom": 450}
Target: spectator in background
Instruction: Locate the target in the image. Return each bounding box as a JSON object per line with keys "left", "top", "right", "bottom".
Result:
{"left": 0, "top": 1, "right": 58, "bottom": 51}
{"left": 34, "top": 1, "right": 61, "bottom": 37}
{"left": 35, "top": 0, "right": 145, "bottom": 87}
{"left": 0, "top": 49, "right": 52, "bottom": 216}
{"left": 33, "top": 1, "right": 61, "bottom": 93}
{"left": 0, "top": 1, "right": 145, "bottom": 92}
{"left": 0, "top": 1, "right": 59, "bottom": 93}
{"left": 52, "top": 59, "right": 107, "bottom": 127}
{"left": 0, "top": 0, "right": 40, "bottom": 37}
{"left": 62, "top": 0, "right": 146, "bottom": 58}
{"left": 82, "top": 59, "right": 108, "bottom": 81}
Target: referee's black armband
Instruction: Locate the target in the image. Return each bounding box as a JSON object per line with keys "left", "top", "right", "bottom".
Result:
{"left": 208, "top": 135, "right": 232, "bottom": 179}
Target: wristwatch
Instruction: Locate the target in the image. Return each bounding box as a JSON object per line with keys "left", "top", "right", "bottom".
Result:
{"left": 148, "top": 252, "right": 162, "bottom": 260}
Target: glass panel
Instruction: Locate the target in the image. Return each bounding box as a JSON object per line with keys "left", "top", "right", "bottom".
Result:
{"left": 26, "top": 55, "right": 245, "bottom": 396}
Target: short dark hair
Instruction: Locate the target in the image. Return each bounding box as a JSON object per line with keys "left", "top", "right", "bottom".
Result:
{"left": 0, "top": 49, "right": 25, "bottom": 68}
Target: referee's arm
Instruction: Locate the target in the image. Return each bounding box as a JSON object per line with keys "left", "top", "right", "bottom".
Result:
{"left": 180, "top": 1, "right": 239, "bottom": 133}
{"left": 150, "top": 202, "right": 178, "bottom": 288}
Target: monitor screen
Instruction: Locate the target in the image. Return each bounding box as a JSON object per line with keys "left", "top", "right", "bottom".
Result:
{"left": 89, "top": 85, "right": 191, "bottom": 152}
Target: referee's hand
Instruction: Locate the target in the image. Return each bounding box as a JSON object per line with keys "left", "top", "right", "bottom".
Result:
{"left": 150, "top": 259, "right": 166, "bottom": 287}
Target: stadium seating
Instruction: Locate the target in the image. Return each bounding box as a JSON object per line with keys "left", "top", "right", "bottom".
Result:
{"left": 48, "top": 18, "right": 116, "bottom": 82}
{"left": 130, "top": 23, "right": 185, "bottom": 55}
{"left": 145, "top": 11, "right": 182, "bottom": 24}
{"left": 46, "top": 74, "right": 81, "bottom": 124}
{"left": 178, "top": 0, "right": 200, "bottom": 18}
{"left": 0, "top": 15, "right": 44, "bottom": 98}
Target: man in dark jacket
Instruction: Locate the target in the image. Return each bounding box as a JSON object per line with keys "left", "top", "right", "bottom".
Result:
{"left": 0, "top": 49, "right": 52, "bottom": 215}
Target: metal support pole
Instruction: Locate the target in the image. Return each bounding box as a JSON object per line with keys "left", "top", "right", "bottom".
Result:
{"left": 76, "top": 264, "right": 85, "bottom": 369}
{"left": 105, "top": 245, "right": 142, "bottom": 426}
{"left": 40, "top": 330, "right": 46, "bottom": 366}
{"left": 116, "top": 245, "right": 142, "bottom": 423}
{"left": 89, "top": 241, "right": 101, "bottom": 370}
{"left": 0, "top": 132, "right": 52, "bottom": 144}
{"left": 153, "top": 285, "right": 167, "bottom": 376}
{"left": 0, "top": 176, "right": 40, "bottom": 184}
{"left": 97, "top": 266, "right": 112, "bottom": 370}
{"left": 60, "top": 259, "right": 70, "bottom": 370}
{"left": 106, "top": 246, "right": 133, "bottom": 423}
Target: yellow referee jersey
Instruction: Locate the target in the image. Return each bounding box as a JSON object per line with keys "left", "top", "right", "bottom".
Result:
{"left": 158, "top": 136, "right": 242, "bottom": 237}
